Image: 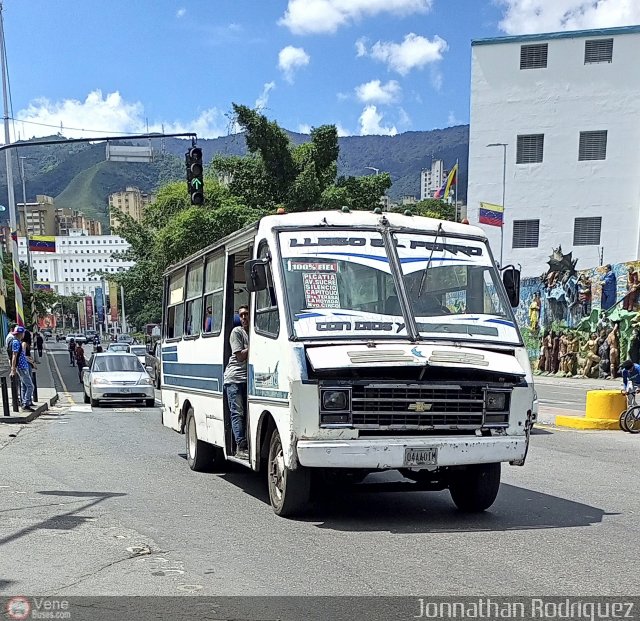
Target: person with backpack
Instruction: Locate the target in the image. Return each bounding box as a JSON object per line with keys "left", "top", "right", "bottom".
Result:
{"left": 68, "top": 338, "right": 76, "bottom": 366}
{"left": 75, "top": 343, "right": 87, "bottom": 383}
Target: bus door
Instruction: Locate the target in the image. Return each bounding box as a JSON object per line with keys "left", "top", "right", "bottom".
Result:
{"left": 221, "top": 245, "right": 252, "bottom": 457}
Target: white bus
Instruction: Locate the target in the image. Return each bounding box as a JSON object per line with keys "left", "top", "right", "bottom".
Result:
{"left": 160, "top": 210, "right": 535, "bottom": 517}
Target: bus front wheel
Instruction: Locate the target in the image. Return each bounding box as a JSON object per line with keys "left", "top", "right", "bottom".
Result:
{"left": 267, "top": 429, "right": 310, "bottom": 517}
{"left": 185, "top": 408, "right": 214, "bottom": 471}
{"left": 449, "top": 463, "right": 501, "bottom": 512}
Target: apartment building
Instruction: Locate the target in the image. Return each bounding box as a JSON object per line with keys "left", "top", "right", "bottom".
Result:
{"left": 109, "top": 186, "right": 154, "bottom": 229}
{"left": 467, "top": 25, "right": 640, "bottom": 275}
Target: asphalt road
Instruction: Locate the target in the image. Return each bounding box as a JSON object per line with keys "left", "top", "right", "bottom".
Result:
{"left": 1, "top": 342, "right": 639, "bottom": 600}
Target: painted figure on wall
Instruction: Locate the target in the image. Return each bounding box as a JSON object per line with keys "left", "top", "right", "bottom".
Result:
{"left": 623, "top": 266, "right": 639, "bottom": 311}
{"left": 577, "top": 274, "right": 592, "bottom": 316}
{"left": 538, "top": 329, "right": 550, "bottom": 372}
{"left": 565, "top": 332, "right": 580, "bottom": 376}
{"left": 529, "top": 292, "right": 541, "bottom": 332}
{"left": 608, "top": 323, "right": 620, "bottom": 378}
{"left": 601, "top": 264, "right": 617, "bottom": 310}
{"left": 581, "top": 333, "right": 600, "bottom": 378}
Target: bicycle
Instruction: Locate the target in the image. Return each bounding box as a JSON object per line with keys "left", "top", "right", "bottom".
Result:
{"left": 620, "top": 389, "right": 640, "bottom": 433}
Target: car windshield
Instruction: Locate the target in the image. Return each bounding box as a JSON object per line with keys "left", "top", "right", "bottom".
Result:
{"left": 279, "top": 230, "right": 407, "bottom": 339}
{"left": 392, "top": 232, "right": 519, "bottom": 344}
{"left": 130, "top": 346, "right": 145, "bottom": 356}
{"left": 109, "top": 344, "right": 129, "bottom": 352}
{"left": 93, "top": 355, "right": 143, "bottom": 373}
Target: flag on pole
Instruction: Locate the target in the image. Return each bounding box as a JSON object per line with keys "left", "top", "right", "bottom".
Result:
{"left": 479, "top": 202, "right": 504, "bottom": 227}
{"left": 29, "top": 235, "right": 56, "bottom": 253}
{"left": 434, "top": 163, "right": 458, "bottom": 200}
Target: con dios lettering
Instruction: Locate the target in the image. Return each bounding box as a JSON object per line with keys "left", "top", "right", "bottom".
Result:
{"left": 317, "top": 321, "right": 404, "bottom": 332}
{"left": 289, "top": 237, "right": 482, "bottom": 256}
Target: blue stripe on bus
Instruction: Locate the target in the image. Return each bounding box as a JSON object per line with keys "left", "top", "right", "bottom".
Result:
{"left": 163, "top": 375, "right": 222, "bottom": 393}
{"left": 162, "top": 346, "right": 178, "bottom": 352}
{"left": 162, "top": 353, "right": 178, "bottom": 362}
{"left": 163, "top": 362, "right": 224, "bottom": 379}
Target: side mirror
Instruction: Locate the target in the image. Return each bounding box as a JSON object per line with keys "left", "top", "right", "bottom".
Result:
{"left": 501, "top": 264, "right": 521, "bottom": 308}
{"left": 244, "top": 259, "right": 268, "bottom": 293}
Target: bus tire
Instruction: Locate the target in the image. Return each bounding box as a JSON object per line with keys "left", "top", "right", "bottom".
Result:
{"left": 185, "top": 408, "right": 214, "bottom": 471}
{"left": 268, "top": 429, "right": 310, "bottom": 517}
{"left": 449, "top": 463, "right": 501, "bottom": 513}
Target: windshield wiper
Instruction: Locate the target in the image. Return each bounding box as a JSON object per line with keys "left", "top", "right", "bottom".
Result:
{"left": 417, "top": 222, "right": 443, "bottom": 298}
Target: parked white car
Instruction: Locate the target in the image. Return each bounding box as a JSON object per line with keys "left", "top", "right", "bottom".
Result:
{"left": 65, "top": 333, "right": 86, "bottom": 344}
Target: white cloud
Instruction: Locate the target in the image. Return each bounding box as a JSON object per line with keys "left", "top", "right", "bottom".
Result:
{"left": 278, "top": 45, "right": 310, "bottom": 83}
{"left": 176, "top": 8, "right": 186, "bottom": 18}
{"left": 298, "top": 123, "right": 312, "bottom": 134}
{"left": 367, "top": 33, "right": 448, "bottom": 75}
{"left": 398, "top": 107, "right": 411, "bottom": 127}
{"left": 279, "top": 0, "right": 433, "bottom": 35}
{"left": 355, "top": 37, "right": 368, "bottom": 57}
{"left": 336, "top": 123, "right": 351, "bottom": 137}
{"left": 13, "top": 89, "right": 231, "bottom": 140}
{"left": 355, "top": 79, "right": 402, "bottom": 104}
{"left": 497, "top": 0, "right": 640, "bottom": 34}
{"left": 358, "top": 105, "right": 398, "bottom": 136}
{"left": 447, "top": 110, "right": 462, "bottom": 126}
{"left": 255, "top": 82, "right": 276, "bottom": 111}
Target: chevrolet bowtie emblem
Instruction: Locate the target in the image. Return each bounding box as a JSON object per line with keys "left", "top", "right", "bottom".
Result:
{"left": 408, "top": 401, "right": 432, "bottom": 412}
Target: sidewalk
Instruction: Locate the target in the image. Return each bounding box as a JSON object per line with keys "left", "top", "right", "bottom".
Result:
{"left": 0, "top": 346, "right": 58, "bottom": 424}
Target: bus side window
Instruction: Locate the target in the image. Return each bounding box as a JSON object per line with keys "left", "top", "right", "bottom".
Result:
{"left": 166, "top": 269, "right": 185, "bottom": 339}
{"left": 254, "top": 242, "right": 280, "bottom": 337}
{"left": 203, "top": 253, "right": 225, "bottom": 335}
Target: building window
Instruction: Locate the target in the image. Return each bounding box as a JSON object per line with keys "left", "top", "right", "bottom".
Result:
{"left": 574, "top": 217, "right": 602, "bottom": 246}
{"left": 512, "top": 220, "right": 540, "bottom": 248}
{"left": 579, "top": 130, "right": 607, "bottom": 161}
{"left": 520, "top": 43, "right": 548, "bottom": 69}
{"left": 516, "top": 134, "right": 544, "bottom": 164}
{"left": 585, "top": 38, "right": 613, "bottom": 64}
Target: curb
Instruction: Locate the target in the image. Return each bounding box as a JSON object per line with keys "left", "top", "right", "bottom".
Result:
{"left": 0, "top": 392, "right": 58, "bottom": 424}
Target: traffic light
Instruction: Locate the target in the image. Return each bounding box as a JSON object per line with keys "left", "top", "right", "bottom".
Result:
{"left": 185, "top": 147, "right": 204, "bottom": 205}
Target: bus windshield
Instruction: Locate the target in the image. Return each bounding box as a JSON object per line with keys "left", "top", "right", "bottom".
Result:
{"left": 393, "top": 231, "right": 519, "bottom": 344}
{"left": 279, "top": 228, "right": 520, "bottom": 344}
{"left": 279, "top": 230, "right": 408, "bottom": 339}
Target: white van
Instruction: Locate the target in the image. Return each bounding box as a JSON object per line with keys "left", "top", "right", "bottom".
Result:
{"left": 160, "top": 210, "right": 535, "bottom": 516}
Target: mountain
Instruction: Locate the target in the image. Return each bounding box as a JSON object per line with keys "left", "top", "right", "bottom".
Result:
{"left": 0, "top": 126, "right": 469, "bottom": 230}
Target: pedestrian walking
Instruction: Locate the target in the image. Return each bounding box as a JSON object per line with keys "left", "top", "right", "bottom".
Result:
{"left": 10, "top": 326, "right": 35, "bottom": 411}
{"left": 75, "top": 343, "right": 86, "bottom": 383}
{"left": 35, "top": 332, "right": 44, "bottom": 358}
{"left": 68, "top": 338, "right": 76, "bottom": 366}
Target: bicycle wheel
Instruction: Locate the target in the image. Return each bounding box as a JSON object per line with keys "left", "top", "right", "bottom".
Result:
{"left": 619, "top": 410, "right": 630, "bottom": 432}
{"left": 624, "top": 406, "right": 640, "bottom": 434}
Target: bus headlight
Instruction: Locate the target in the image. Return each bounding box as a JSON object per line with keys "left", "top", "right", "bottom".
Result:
{"left": 321, "top": 389, "right": 350, "bottom": 411}
{"left": 485, "top": 391, "right": 508, "bottom": 411}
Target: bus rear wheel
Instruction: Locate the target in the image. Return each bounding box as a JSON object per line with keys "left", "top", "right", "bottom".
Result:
{"left": 267, "top": 429, "right": 310, "bottom": 517}
{"left": 449, "top": 463, "right": 501, "bottom": 513}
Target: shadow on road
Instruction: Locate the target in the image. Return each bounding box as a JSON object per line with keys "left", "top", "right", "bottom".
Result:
{"left": 216, "top": 466, "right": 614, "bottom": 532}
{"left": 0, "top": 490, "right": 127, "bottom": 548}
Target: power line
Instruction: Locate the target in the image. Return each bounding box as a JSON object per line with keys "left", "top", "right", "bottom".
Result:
{"left": 8, "top": 116, "right": 155, "bottom": 136}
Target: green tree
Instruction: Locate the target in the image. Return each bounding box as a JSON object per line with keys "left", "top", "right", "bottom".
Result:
{"left": 393, "top": 198, "right": 456, "bottom": 221}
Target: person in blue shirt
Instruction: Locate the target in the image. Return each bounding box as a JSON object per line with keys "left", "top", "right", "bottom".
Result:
{"left": 620, "top": 359, "right": 640, "bottom": 392}
{"left": 9, "top": 326, "right": 35, "bottom": 411}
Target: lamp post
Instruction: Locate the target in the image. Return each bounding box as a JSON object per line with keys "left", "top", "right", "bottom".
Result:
{"left": 365, "top": 166, "right": 379, "bottom": 175}
{"left": 486, "top": 142, "right": 508, "bottom": 267}
{"left": 19, "top": 156, "right": 36, "bottom": 329}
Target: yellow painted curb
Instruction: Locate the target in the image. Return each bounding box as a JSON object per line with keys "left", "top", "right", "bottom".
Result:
{"left": 585, "top": 390, "right": 625, "bottom": 421}
{"left": 555, "top": 414, "right": 621, "bottom": 430}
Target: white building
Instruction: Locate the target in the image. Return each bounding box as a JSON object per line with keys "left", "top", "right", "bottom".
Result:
{"left": 420, "top": 159, "right": 446, "bottom": 200}
{"left": 467, "top": 25, "right": 640, "bottom": 276}
{"left": 17, "top": 229, "right": 134, "bottom": 296}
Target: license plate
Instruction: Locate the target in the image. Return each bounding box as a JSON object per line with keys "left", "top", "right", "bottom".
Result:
{"left": 120, "top": 388, "right": 130, "bottom": 393}
{"left": 404, "top": 447, "right": 437, "bottom": 467}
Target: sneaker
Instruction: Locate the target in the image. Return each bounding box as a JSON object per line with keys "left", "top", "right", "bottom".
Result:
{"left": 235, "top": 448, "right": 249, "bottom": 459}
{"left": 21, "top": 405, "right": 35, "bottom": 412}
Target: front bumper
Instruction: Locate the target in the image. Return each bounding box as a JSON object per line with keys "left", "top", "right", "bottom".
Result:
{"left": 94, "top": 385, "right": 155, "bottom": 400}
{"left": 297, "top": 435, "right": 527, "bottom": 469}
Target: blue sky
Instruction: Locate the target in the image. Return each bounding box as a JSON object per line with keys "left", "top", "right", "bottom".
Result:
{"left": 3, "top": 0, "right": 640, "bottom": 139}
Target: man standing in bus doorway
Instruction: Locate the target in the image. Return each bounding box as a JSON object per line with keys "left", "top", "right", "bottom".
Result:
{"left": 223, "top": 305, "right": 250, "bottom": 458}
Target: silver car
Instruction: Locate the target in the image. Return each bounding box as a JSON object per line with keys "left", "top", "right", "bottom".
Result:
{"left": 83, "top": 353, "right": 155, "bottom": 407}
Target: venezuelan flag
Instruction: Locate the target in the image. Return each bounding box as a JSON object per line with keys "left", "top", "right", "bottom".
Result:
{"left": 479, "top": 202, "right": 504, "bottom": 227}
{"left": 29, "top": 235, "right": 56, "bottom": 253}
{"left": 434, "top": 163, "right": 458, "bottom": 199}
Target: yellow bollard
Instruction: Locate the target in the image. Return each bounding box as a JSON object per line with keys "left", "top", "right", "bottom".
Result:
{"left": 556, "top": 389, "right": 624, "bottom": 430}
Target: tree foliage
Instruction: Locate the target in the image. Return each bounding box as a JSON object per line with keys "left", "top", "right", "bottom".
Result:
{"left": 393, "top": 198, "right": 456, "bottom": 221}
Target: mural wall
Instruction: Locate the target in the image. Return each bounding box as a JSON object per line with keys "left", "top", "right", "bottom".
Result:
{"left": 515, "top": 248, "right": 640, "bottom": 379}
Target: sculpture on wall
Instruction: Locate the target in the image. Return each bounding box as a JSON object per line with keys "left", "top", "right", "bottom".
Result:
{"left": 623, "top": 266, "right": 639, "bottom": 311}
{"left": 581, "top": 332, "right": 601, "bottom": 378}
{"left": 600, "top": 264, "right": 617, "bottom": 310}
{"left": 608, "top": 322, "right": 620, "bottom": 378}
{"left": 529, "top": 292, "right": 541, "bottom": 332}
{"left": 541, "top": 247, "right": 579, "bottom": 327}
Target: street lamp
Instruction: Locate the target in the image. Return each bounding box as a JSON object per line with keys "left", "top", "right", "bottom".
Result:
{"left": 365, "top": 166, "right": 379, "bottom": 175}
{"left": 486, "top": 142, "right": 508, "bottom": 267}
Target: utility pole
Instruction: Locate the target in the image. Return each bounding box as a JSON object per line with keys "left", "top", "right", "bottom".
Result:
{"left": 120, "top": 285, "right": 127, "bottom": 334}
{"left": 0, "top": 3, "right": 24, "bottom": 326}
{"left": 19, "top": 157, "right": 35, "bottom": 329}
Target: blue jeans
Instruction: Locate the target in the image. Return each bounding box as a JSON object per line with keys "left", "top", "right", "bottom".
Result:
{"left": 17, "top": 367, "right": 34, "bottom": 407}
{"left": 224, "top": 383, "right": 247, "bottom": 446}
